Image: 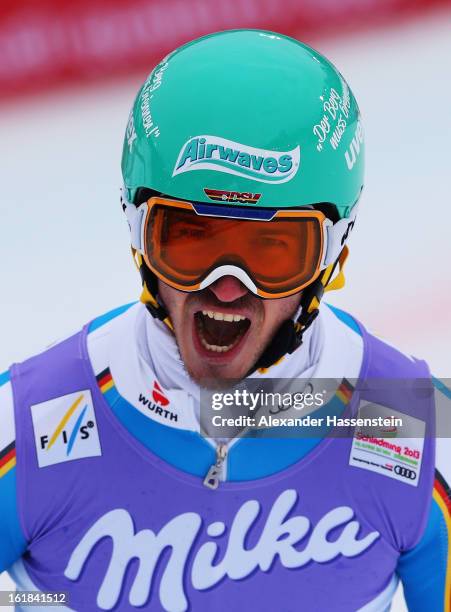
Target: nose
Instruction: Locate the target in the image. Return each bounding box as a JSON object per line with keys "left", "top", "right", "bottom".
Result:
{"left": 208, "top": 275, "right": 249, "bottom": 303}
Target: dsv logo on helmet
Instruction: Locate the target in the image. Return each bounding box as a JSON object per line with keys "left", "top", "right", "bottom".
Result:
{"left": 172, "top": 135, "right": 300, "bottom": 184}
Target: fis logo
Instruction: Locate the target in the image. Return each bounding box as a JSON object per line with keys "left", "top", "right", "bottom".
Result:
{"left": 173, "top": 135, "right": 300, "bottom": 184}
{"left": 204, "top": 188, "right": 261, "bottom": 204}
{"left": 31, "top": 390, "right": 102, "bottom": 468}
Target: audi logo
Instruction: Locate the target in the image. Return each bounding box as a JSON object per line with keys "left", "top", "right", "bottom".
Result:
{"left": 394, "top": 465, "right": 417, "bottom": 480}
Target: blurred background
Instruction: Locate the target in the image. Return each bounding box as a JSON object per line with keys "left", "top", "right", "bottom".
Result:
{"left": 1, "top": 0, "right": 450, "bottom": 609}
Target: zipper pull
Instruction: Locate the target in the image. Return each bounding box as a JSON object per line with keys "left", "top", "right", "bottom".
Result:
{"left": 203, "top": 443, "right": 227, "bottom": 490}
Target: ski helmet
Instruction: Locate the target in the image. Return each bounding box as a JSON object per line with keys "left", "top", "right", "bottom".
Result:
{"left": 121, "top": 29, "right": 364, "bottom": 370}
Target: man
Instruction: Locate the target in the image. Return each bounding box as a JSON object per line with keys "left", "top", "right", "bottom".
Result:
{"left": 0, "top": 30, "right": 450, "bottom": 611}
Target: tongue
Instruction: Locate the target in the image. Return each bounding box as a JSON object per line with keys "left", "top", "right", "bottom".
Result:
{"left": 199, "top": 314, "right": 246, "bottom": 347}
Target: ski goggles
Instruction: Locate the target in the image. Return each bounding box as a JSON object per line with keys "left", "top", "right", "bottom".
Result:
{"left": 126, "top": 196, "right": 343, "bottom": 298}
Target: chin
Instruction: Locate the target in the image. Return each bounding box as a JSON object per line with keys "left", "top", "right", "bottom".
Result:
{"left": 186, "top": 352, "right": 258, "bottom": 388}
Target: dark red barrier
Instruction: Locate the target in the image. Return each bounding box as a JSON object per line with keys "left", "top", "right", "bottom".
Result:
{"left": 0, "top": 0, "right": 447, "bottom": 98}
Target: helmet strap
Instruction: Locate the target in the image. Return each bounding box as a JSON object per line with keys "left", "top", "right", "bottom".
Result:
{"left": 252, "top": 246, "right": 349, "bottom": 373}
{"left": 135, "top": 249, "right": 174, "bottom": 330}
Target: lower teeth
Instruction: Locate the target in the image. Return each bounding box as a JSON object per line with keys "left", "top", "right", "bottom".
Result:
{"left": 197, "top": 321, "right": 244, "bottom": 353}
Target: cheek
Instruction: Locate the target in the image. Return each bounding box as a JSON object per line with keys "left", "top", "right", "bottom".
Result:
{"left": 157, "top": 281, "right": 185, "bottom": 320}
{"left": 263, "top": 294, "right": 301, "bottom": 327}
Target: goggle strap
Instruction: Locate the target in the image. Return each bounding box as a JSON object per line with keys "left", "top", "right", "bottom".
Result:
{"left": 324, "top": 246, "right": 349, "bottom": 294}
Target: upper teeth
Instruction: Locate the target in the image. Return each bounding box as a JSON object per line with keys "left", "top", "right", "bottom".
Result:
{"left": 202, "top": 310, "right": 247, "bottom": 322}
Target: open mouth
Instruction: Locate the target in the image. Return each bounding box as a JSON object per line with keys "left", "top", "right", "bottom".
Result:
{"left": 194, "top": 310, "right": 251, "bottom": 354}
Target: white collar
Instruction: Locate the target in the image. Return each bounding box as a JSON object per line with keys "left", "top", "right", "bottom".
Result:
{"left": 95, "top": 303, "right": 363, "bottom": 433}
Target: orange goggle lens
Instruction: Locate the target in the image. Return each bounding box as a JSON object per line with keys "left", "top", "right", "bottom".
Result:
{"left": 143, "top": 198, "right": 325, "bottom": 298}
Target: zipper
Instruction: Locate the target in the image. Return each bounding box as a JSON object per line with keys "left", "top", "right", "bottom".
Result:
{"left": 203, "top": 442, "right": 228, "bottom": 490}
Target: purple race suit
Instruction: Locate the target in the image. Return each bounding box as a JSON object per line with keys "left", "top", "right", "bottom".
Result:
{"left": 9, "top": 320, "right": 434, "bottom": 612}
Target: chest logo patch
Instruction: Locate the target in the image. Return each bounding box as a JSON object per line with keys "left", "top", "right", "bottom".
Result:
{"left": 65, "top": 489, "right": 379, "bottom": 611}
{"left": 349, "top": 403, "right": 426, "bottom": 487}
{"left": 31, "top": 390, "right": 102, "bottom": 468}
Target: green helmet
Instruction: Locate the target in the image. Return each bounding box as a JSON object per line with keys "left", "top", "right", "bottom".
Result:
{"left": 121, "top": 29, "right": 364, "bottom": 370}
{"left": 121, "top": 29, "right": 364, "bottom": 218}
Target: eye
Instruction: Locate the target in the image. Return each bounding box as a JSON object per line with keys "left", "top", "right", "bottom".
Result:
{"left": 257, "top": 235, "right": 288, "bottom": 248}
{"left": 169, "top": 223, "right": 206, "bottom": 240}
